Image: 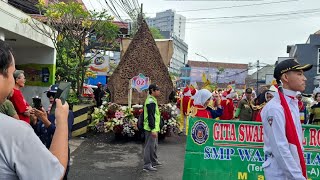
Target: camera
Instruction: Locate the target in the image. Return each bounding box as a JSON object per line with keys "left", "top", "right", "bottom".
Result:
{"left": 32, "top": 96, "right": 42, "bottom": 110}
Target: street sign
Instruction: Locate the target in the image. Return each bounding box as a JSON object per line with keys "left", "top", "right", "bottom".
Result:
{"left": 131, "top": 73, "right": 150, "bottom": 92}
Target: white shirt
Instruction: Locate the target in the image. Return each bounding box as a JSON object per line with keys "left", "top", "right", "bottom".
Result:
{"left": 261, "top": 88, "right": 305, "bottom": 180}
{"left": 0, "top": 113, "right": 64, "bottom": 180}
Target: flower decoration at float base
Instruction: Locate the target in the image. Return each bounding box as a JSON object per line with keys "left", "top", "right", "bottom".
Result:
{"left": 159, "top": 103, "right": 180, "bottom": 135}
{"left": 88, "top": 104, "right": 108, "bottom": 132}
{"left": 104, "top": 105, "right": 138, "bottom": 137}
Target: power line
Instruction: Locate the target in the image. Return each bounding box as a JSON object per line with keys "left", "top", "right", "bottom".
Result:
{"left": 185, "top": 12, "right": 320, "bottom": 29}
{"left": 186, "top": 8, "right": 320, "bottom": 21}
{"left": 146, "top": 0, "right": 298, "bottom": 14}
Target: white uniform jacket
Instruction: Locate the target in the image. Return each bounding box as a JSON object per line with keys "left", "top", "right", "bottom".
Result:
{"left": 261, "top": 89, "right": 305, "bottom": 180}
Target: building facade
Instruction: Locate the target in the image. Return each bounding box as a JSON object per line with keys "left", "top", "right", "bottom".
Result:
{"left": 1, "top": 0, "right": 56, "bottom": 109}
{"left": 146, "top": 9, "right": 186, "bottom": 41}
{"left": 147, "top": 9, "right": 188, "bottom": 74}
{"left": 247, "top": 65, "right": 275, "bottom": 91}
{"left": 286, "top": 32, "right": 320, "bottom": 94}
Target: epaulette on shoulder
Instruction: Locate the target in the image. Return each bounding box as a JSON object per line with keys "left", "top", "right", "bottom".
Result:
{"left": 189, "top": 106, "right": 198, "bottom": 117}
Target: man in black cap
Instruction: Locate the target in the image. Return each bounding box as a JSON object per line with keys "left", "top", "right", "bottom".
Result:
{"left": 93, "top": 82, "right": 104, "bottom": 107}
{"left": 234, "top": 88, "right": 254, "bottom": 121}
{"left": 261, "top": 58, "right": 312, "bottom": 180}
{"left": 143, "top": 84, "right": 162, "bottom": 172}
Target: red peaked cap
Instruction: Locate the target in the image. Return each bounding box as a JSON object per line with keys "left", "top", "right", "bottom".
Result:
{"left": 222, "top": 89, "right": 232, "bottom": 97}
{"left": 191, "top": 88, "right": 197, "bottom": 96}
{"left": 183, "top": 86, "right": 190, "bottom": 94}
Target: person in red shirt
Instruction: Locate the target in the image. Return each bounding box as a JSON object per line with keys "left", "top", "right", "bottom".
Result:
{"left": 9, "top": 70, "right": 31, "bottom": 124}
{"left": 190, "top": 89, "right": 223, "bottom": 119}
{"left": 220, "top": 88, "right": 235, "bottom": 120}
{"left": 178, "top": 86, "right": 191, "bottom": 134}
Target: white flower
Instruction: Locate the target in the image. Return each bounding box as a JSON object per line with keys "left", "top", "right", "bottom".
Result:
{"left": 100, "top": 105, "right": 104, "bottom": 109}
{"left": 121, "top": 106, "right": 127, "bottom": 111}
{"left": 102, "top": 101, "right": 107, "bottom": 105}
{"left": 132, "top": 104, "right": 143, "bottom": 108}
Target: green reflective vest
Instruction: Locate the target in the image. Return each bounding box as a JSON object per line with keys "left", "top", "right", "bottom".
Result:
{"left": 143, "top": 95, "right": 160, "bottom": 132}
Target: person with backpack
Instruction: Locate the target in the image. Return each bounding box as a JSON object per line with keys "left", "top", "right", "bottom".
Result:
{"left": 142, "top": 84, "right": 162, "bottom": 172}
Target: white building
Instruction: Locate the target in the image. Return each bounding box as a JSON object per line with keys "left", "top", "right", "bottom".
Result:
{"left": 146, "top": 9, "right": 186, "bottom": 41}
{"left": 0, "top": 0, "right": 56, "bottom": 109}
{"left": 147, "top": 9, "right": 188, "bottom": 74}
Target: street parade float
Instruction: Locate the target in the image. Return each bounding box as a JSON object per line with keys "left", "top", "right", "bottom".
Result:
{"left": 88, "top": 19, "right": 179, "bottom": 140}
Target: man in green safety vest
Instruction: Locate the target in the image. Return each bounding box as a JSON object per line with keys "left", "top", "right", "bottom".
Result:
{"left": 143, "top": 84, "right": 162, "bottom": 172}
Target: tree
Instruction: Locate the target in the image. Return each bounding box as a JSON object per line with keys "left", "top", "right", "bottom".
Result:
{"left": 216, "top": 67, "right": 225, "bottom": 83}
{"left": 150, "top": 27, "right": 165, "bottom": 39}
{"left": 24, "top": 1, "right": 119, "bottom": 97}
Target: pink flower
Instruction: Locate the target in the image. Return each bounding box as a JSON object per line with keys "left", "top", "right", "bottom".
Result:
{"left": 115, "top": 111, "right": 124, "bottom": 119}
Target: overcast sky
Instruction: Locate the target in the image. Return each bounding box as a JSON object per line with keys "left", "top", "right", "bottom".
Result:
{"left": 83, "top": 0, "right": 320, "bottom": 67}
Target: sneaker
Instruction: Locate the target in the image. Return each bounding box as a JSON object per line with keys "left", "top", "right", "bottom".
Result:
{"left": 152, "top": 161, "right": 162, "bottom": 167}
{"left": 143, "top": 166, "right": 157, "bottom": 172}
{"left": 178, "top": 132, "right": 185, "bottom": 136}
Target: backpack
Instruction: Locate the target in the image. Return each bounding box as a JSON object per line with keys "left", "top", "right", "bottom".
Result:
{"left": 137, "top": 112, "right": 144, "bottom": 131}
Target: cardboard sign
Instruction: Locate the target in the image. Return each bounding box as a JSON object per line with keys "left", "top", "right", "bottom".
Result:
{"left": 131, "top": 73, "right": 150, "bottom": 92}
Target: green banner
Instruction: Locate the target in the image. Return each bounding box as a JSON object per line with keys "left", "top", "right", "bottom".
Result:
{"left": 183, "top": 118, "right": 320, "bottom": 180}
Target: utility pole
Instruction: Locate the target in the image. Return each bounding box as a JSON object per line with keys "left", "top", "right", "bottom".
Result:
{"left": 195, "top": 53, "right": 210, "bottom": 79}
{"left": 256, "top": 60, "right": 260, "bottom": 92}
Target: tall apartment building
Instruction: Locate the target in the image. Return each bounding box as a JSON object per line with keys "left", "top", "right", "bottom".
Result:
{"left": 147, "top": 9, "right": 188, "bottom": 74}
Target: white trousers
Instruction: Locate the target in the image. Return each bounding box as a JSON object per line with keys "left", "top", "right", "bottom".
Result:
{"left": 263, "top": 157, "right": 287, "bottom": 180}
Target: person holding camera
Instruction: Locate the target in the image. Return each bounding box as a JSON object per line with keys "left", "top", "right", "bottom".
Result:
{"left": 30, "top": 84, "right": 74, "bottom": 179}
{"left": 0, "top": 40, "right": 69, "bottom": 179}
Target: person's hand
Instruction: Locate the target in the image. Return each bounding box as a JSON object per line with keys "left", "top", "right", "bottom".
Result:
{"left": 23, "top": 110, "right": 30, "bottom": 117}
{"left": 151, "top": 131, "right": 158, "bottom": 138}
{"left": 27, "top": 106, "right": 33, "bottom": 111}
{"left": 55, "top": 99, "right": 69, "bottom": 126}
{"left": 34, "top": 108, "right": 48, "bottom": 122}
{"left": 30, "top": 111, "right": 38, "bottom": 125}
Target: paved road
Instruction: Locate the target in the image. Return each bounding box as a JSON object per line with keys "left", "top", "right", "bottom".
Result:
{"left": 68, "top": 133, "right": 186, "bottom": 180}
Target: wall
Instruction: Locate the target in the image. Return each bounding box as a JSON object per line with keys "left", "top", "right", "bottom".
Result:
{"left": 14, "top": 47, "right": 56, "bottom": 110}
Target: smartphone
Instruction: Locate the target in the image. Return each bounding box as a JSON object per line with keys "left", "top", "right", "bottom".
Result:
{"left": 49, "top": 82, "right": 71, "bottom": 115}
{"left": 32, "top": 96, "right": 42, "bottom": 110}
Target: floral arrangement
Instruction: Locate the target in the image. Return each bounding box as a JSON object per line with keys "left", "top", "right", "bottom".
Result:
{"left": 89, "top": 102, "right": 179, "bottom": 138}
{"left": 89, "top": 102, "right": 138, "bottom": 137}
{"left": 159, "top": 103, "right": 179, "bottom": 135}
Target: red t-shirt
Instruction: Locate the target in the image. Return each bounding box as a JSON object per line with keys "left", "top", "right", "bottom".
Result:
{"left": 220, "top": 99, "right": 234, "bottom": 120}
{"left": 182, "top": 96, "right": 191, "bottom": 115}
{"left": 194, "top": 105, "right": 212, "bottom": 119}
{"left": 9, "top": 88, "right": 30, "bottom": 124}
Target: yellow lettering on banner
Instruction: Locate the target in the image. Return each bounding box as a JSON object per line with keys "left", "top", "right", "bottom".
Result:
{"left": 238, "top": 172, "right": 248, "bottom": 180}
{"left": 258, "top": 175, "right": 264, "bottom": 180}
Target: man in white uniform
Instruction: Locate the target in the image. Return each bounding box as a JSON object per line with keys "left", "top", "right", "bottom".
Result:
{"left": 261, "top": 59, "right": 312, "bottom": 180}
{"left": 0, "top": 40, "right": 69, "bottom": 179}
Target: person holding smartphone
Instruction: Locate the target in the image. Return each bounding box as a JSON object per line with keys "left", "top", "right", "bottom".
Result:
{"left": 30, "top": 84, "right": 74, "bottom": 179}
{"left": 0, "top": 40, "right": 69, "bottom": 179}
